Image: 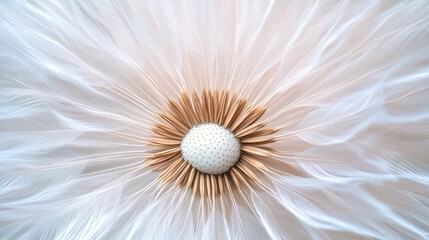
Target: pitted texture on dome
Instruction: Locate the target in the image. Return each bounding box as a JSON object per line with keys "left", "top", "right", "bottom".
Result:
{"left": 181, "top": 123, "right": 241, "bottom": 174}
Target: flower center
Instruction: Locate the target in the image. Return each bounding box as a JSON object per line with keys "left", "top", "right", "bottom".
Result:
{"left": 180, "top": 123, "right": 241, "bottom": 174}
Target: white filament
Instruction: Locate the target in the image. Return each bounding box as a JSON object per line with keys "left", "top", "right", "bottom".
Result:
{"left": 181, "top": 123, "right": 241, "bottom": 174}
{"left": 1, "top": 1, "right": 429, "bottom": 239}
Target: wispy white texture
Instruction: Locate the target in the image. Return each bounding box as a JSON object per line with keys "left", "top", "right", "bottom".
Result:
{"left": 0, "top": 0, "right": 428, "bottom": 239}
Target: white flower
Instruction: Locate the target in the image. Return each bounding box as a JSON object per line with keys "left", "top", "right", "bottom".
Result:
{"left": 1, "top": 1, "right": 429, "bottom": 239}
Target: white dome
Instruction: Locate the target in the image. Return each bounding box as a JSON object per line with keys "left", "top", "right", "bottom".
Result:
{"left": 181, "top": 123, "right": 241, "bottom": 174}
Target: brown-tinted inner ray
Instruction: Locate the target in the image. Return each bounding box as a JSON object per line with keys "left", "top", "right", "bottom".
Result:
{"left": 146, "top": 90, "right": 278, "bottom": 199}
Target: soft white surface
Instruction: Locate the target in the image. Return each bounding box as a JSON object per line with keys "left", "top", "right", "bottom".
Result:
{"left": 1, "top": 1, "right": 429, "bottom": 239}
{"left": 181, "top": 123, "right": 240, "bottom": 174}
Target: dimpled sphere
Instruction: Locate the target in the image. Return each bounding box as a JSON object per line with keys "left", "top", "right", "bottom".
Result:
{"left": 180, "top": 123, "right": 241, "bottom": 174}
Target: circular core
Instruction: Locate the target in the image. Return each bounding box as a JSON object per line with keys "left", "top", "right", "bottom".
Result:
{"left": 180, "top": 123, "right": 241, "bottom": 174}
